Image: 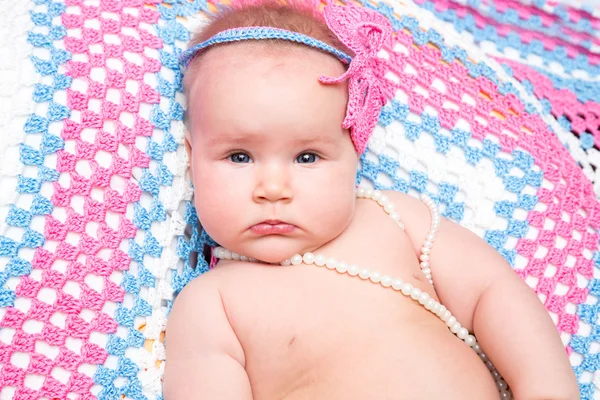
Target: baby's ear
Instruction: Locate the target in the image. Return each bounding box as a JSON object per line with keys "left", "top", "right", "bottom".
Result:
{"left": 184, "top": 129, "right": 194, "bottom": 182}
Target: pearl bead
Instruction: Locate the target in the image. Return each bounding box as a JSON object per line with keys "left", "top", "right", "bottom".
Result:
{"left": 357, "top": 187, "right": 365, "bottom": 197}
{"left": 418, "top": 292, "right": 430, "bottom": 305}
{"left": 224, "top": 249, "right": 232, "bottom": 259}
{"left": 446, "top": 316, "right": 457, "bottom": 327}
{"left": 401, "top": 283, "right": 413, "bottom": 295}
{"left": 464, "top": 335, "right": 476, "bottom": 347}
{"left": 479, "top": 352, "right": 488, "bottom": 362}
{"left": 336, "top": 262, "right": 348, "bottom": 274}
{"left": 232, "top": 252, "right": 240, "bottom": 261}
{"left": 457, "top": 328, "right": 468, "bottom": 339}
{"left": 372, "top": 190, "right": 382, "bottom": 201}
{"left": 425, "top": 298, "right": 435, "bottom": 310}
{"left": 431, "top": 303, "right": 440, "bottom": 314}
{"left": 326, "top": 257, "right": 337, "bottom": 269}
{"left": 420, "top": 254, "right": 429, "bottom": 262}
{"left": 303, "top": 253, "right": 315, "bottom": 264}
{"left": 423, "top": 241, "right": 432, "bottom": 248}
{"left": 450, "top": 322, "right": 461, "bottom": 333}
{"left": 437, "top": 305, "right": 447, "bottom": 316}
{"left": 486, "top": 361, "right": 494, "bottom": 371}
{"left": 381, "top": 275, "right": 393, "bottom": 287}
{"left": 314, "top": 254, "right": 326, "bottom": 267}
{"left": 389, "top": 211, "right": 400, "bottom": 221}
{"left": 491, "top": 370, "right": 501, "bottom": 381}
{"left": 368, "top": 271, "right": 381, "bottom": 283}
{"left": 359, "top": 268, "right": 370, "bottom": 279}
{"left": 472, "top": 344, "right": 482, "bottom": 354}
{"left": 291, "top": 254, "right": 303, "bottom": 265}
{"left": 302, "top": 253, "right": 315, "bottom": 265}
{"left": 500, "top": 390, "right": 512, "bottom": 400}
{"left": 384, "top": 203, "right": 395, "bottom": 213}
{"left": 365, "top": 188, "right": 373, "bottom": 198}
{"left": 496, "top": 380, "right": 507, "bottom": 391}
{"left": 410, "top": 287, "right": 422, "bottom": 300}
{"left": 378, "top": 194, "right": 389, "bottom": 206}
{"left": 392, "top": 279, "right": 403, "bottom": 290}
{"left": 441, "top": 310, "right": 451, "bottom": 322}
{"left": 421, "top": 268, "right": 431, "bottom": 275}
{"left": 348, "top": 264, "right": 359, "bottom": 276}
{"left": 240, "top": 255, "right": 248, "bottom": 262}
{"left": 421, "top": 247, "right": 430, "bottom": 254}
{"left": 281, "top": 259, "right": 291, "bottom": 266}
{"left": 427, "top": 233, "right": 435, "bottom": 241}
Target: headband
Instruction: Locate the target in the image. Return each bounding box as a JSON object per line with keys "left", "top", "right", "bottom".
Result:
{"left": 179, "top": 5, "right": 394, "bottom": 154}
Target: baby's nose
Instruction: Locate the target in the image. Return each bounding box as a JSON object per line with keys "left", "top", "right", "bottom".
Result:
{"left": 253, "top": 166, "right": 292, "bottom": 203}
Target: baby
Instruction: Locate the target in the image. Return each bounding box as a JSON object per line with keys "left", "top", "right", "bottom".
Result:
{"left": 164, "top": 2, "right": 579, "bottom": 399}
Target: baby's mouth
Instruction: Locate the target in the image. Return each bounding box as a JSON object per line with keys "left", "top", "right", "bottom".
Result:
{"left": 250, "top": 220, "right": 296, "bottom": 235}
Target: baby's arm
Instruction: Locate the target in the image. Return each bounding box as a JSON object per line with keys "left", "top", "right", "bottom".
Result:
{"left": 164, "top": 274, "right": 252, "bottom": 400}
{"left": 392, "top": 192, "right": 579, "bottom": 399}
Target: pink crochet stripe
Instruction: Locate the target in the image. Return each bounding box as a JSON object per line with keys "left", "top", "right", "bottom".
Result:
{"left": 502, "top": 59, "right": 600, "bottom": 148}
{"left": 0, "top": 1, "right": 162, "bottom": 398}
{"left": 375, "top": 29, "right": 598, "bottom": 336}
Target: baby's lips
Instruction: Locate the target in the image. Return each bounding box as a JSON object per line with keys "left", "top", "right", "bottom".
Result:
{"left": 250, "top": 222, "right": 296, "bottom": 235}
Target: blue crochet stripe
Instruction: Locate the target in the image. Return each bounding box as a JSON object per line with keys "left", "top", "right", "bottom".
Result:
{"left": 415, "top": 0, "right": 600, "bottom": 75}
{"left": 154, "top": 3, "right": 212, "bottom": 298}
{"left": 574, "top": 264, "right": 600, "bottom": 398}
{"left": 0, "top": 0, "right": 68, "bottom": 306}
{"left": 178, "top": 27, "right": 353, "bottom": 68}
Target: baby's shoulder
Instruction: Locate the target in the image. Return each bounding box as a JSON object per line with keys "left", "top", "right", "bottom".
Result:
{"left": 170, "top": 269, "right": 227, "bottom": 319}
{"left": 379, "top": 190, "right": 432, "bottom": 227}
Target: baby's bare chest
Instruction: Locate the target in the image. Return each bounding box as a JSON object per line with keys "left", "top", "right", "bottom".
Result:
{"left": 217, "top": 259, "right": 493, "bottom": 399}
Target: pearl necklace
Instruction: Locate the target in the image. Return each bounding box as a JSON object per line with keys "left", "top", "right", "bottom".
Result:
{"left": 213, "top": 189, "right": 511, "bottom": 398}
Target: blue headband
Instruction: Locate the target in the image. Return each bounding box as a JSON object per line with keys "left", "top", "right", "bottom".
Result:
{"left": 179, "top": 26, "right": 353, "bottom": 68}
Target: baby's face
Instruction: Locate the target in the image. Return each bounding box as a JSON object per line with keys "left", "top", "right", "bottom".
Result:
{"left": 186, "top": 44, "right": 358, "bottom": 263}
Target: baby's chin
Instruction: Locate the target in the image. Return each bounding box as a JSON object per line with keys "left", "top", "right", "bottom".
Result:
{"left": 248, "top": 249, "right": 301, "bottom": 265}
{"left": 235, "top": 241, "right": 315, "bottom": 265}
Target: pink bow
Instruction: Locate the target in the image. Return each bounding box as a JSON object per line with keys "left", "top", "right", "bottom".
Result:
{"left": 320, "top": 4, "right": 394, "bottom": 154}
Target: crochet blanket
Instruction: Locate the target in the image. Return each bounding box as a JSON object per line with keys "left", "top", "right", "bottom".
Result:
{"left": 0, "top": 0, "right": 599, "bottom": 398}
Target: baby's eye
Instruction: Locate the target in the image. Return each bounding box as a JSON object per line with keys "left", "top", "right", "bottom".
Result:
{"left": 296, "top": 153, "right": 320, "bottom": 164}
{"left": 229, "top": 152, "right": 252, "bottom": 163}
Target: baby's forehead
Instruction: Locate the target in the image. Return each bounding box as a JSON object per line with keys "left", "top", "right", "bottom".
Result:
{"left": 186, "top": 43, "right": 347, "bottom": 110}
{"left": 188, "top": 42, "right": 345, "bottom": 86}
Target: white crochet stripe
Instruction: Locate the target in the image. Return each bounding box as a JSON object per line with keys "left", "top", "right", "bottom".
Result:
{"left": 127, "top": 19, "right": 197, "bottom": 400}
{"left": 0, "top": 0, "right": 37, "bottom": 236}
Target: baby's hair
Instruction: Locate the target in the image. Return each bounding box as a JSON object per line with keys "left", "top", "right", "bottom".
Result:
{"left": 182, "top": 0, "right": 352, "bottom": 100}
